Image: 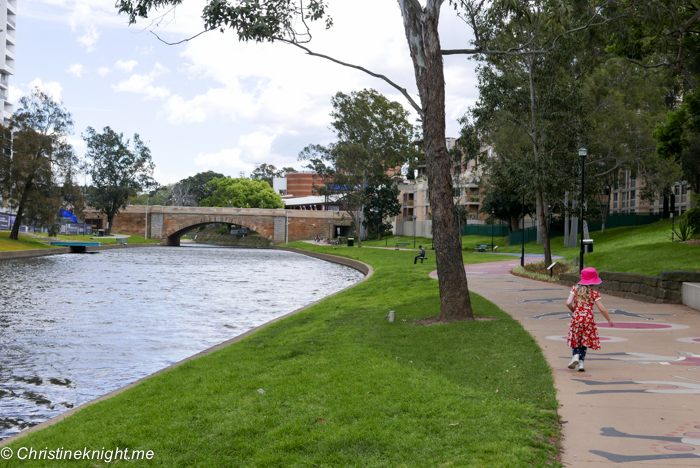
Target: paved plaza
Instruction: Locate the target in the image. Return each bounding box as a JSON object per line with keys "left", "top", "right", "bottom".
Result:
{"left": 459, "top": 257, "right": 700, "bottom": 466}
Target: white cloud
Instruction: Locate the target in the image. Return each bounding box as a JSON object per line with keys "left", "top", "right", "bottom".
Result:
{"left": 194, "top": 148, "right": 246, "bottom": 170}
{"left": 115, "top": 59, "right": 138, "bottom": 72}
{"left": 28, "top": 78, "right": 63, "bottom": 101}
{"left": 194, "top": 131, "right": 279, "bottom": 173}
{"left": 8, "top": 85, "right": 23, "bottom": 105}
{"left": 77, "top": 24, "right": 100, "bottom": 51}
{"left": 98, "top": 67, "right": 110, "bottom": 77}
{"left": 112, "top": 63, "right": 171, "bottom": 100}
{"left": 66, "top": 63, "right": 84, "bottom": 78}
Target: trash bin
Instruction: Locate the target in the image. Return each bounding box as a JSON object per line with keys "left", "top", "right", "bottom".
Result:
{"left": 347, "top": 238, "right": 354, "bottom": 247}
{"left": 583, "top": 239, "right": 593, "bottom": 253}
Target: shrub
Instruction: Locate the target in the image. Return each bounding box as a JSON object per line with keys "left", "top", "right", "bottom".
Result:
{"left": 686, "top": 207, "right": 700, "bottom": 237}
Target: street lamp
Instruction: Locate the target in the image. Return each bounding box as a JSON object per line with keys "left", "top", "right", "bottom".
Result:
{"left": 491, "top": 210, "right": 495, "bottom": 252}
{"left": 578, "top": 147, "right": 588, "bottom": 272}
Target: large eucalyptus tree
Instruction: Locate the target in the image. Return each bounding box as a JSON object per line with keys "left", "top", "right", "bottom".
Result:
{"left": 115, "top": 0, "right": 620, "bottom": 321}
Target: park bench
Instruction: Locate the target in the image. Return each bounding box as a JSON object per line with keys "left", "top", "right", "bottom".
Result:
{"left": 416, "top": 254, "right": 428, "bottom": 263}
{"left": 395, "top": 242, "right": 410, "bottom": 250}
{"left": 475, "top": 244, "right": 497, "bottom": 252}
{"left": 116, "top": 238, "right": 128, "bottom": 245}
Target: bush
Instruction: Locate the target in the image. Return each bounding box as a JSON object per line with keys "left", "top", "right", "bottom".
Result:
{"left": 686, "top": 207, "right": 700, "bottom": 237}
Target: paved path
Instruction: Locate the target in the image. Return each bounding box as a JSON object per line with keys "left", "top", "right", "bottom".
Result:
{"left": 457, "top": 259, "right": 700, "bottom": 466}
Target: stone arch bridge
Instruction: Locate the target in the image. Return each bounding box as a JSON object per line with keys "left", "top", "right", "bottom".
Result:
{"left": 83, "top": 206, "right": 353, "bottom": 246}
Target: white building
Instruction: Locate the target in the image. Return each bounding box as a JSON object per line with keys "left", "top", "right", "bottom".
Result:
{"left": 0, "top": 0, "right": 15, "bottom": 125}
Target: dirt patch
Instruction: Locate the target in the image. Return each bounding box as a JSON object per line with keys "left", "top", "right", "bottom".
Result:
{"left": 414, "top": 316, "right": 497, "bottom": 326}
{"left": 683, "top": 239, "right": 700, "bottom": 246}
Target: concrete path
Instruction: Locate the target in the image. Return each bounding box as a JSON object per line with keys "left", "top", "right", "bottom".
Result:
{"left": 458, "top": 260, "right": 700, "bottom": 466}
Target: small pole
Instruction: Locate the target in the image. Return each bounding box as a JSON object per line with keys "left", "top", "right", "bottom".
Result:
{"left": 521, "top": 193, "right": 525, "bottom": 267}
{"left": 491, "top": 210, "right": 494, "bottom": 252}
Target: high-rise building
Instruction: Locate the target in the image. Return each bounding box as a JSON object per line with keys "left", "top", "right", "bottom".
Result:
{"left": 0, "top": 0, "right": 15, "bottom": 125}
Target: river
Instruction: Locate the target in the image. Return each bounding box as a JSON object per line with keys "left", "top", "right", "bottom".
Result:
{"left": 0, "top": 245, "right": 364, "bottom": 440}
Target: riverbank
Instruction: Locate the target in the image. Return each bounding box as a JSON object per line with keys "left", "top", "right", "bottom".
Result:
{"left": 0, "top": 242, "right": 560, "bottom": 466}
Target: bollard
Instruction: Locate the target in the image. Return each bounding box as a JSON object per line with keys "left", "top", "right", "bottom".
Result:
{"left": 388, "top": 311, "right": 396, "bottom": 323}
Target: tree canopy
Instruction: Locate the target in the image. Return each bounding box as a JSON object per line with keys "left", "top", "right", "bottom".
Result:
{"left": 0, "top": 89, "right": 83, "bottom": 239}
{"left": 299, "top": 89, "right": 417, "bottom": 246}
{"left": 83, "top": 126, "right": 156, "bottom": 235}
{"left": 200, "top": 177, "right": 283, "bottom": 208}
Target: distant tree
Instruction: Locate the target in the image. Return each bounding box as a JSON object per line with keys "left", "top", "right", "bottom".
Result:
{"left": 169, "top": 181, "right": 197, "bottom": 206}
{"left": 250, "top": 164, "right": 296, "bottom": 187}
{"left": 0, "top": 89, "right": 82, "bottom": 239}
{"left": 363, "top": 180, "right": 401, "bottom": 240}
{"left": 177, "top": 171, "right": 225, "bottom": 205}
{"left": 83, "top": 126, "right": 156, "bottom": 235}
{"left": 200, "top": 177, "right": 283, "bottom": 208}
{"left": 299, "top": 89, "right": 417, "bottom": 246}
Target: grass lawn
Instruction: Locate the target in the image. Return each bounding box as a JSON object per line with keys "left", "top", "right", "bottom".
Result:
{"left": 0, "top": 231, "right": 57, "bottom": 251}
{"left": 32, "top": 232, "right": 160, "bottom": 245}
{"left": 2, "top": 242, "right": 560, "bottom": 467}
{"left": 486, "top": 217, "right": 698, "bottom": 275}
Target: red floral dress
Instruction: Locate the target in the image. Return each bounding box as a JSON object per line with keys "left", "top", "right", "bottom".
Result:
{"left": 567, "top": 286, "right": 602, "bottom": 350}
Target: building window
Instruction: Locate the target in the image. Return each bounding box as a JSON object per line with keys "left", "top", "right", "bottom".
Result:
{"left": 630, "top": 190, "right": 635, "bottom": 207}
{"left": 613, "top": 193, "right": 618, "bottom": 208}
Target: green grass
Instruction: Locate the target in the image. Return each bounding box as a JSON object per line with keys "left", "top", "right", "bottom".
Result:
{"left": 2, "top": 243, "right": 560, "bottom": 467}
{"left": 0, "top": 231, "right": 57, "bottom": 251}
{"left": 35, "top": 233, "right": 160, "bottom": 245}
{"left": 485, "top": 217, "right": 698, "bottom": 275}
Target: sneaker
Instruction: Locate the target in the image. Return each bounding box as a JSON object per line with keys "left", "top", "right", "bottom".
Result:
{"left": 568, "top": 354, "right": 580, "bottom": 369}
{"left": 578, "top": 362, "right": 585, "bottom": 372}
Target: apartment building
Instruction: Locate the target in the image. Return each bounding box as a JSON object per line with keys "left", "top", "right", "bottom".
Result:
{"left": 393, "top": 138, "right": 489, "bottom": 238}
{"left": 0, "top": 0, "right": 14, "bottom": 125}
{"left": 608, "top": 169, "right": 695, "bottom": 215}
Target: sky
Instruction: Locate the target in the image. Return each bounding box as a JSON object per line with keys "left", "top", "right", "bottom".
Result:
{"left": 15, "top": 0, "right": 480, "bottom": 186}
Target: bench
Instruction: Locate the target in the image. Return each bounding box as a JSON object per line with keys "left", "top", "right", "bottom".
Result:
{"left": 416, "top": 255, "right": 428, "bottom": 264}
{"left": 116, "top": 238, "right": 128, "bottom": 245}
{"left": 475, "top": 244, "right": 497, "bottom": 252}
{"left": 395, "top": 242, "right": 410, "bottom": 250}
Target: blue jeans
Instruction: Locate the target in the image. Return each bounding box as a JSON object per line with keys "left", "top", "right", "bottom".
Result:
{"left": 572, "top": 346, "right": 587, "bottom": 361}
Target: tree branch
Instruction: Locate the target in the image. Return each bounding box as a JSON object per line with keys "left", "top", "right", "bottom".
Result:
{"left": 276, "top": 38, "right": 424, "bottom": 117}
{"left": 151, "top": 29, "right": 212, "bottom": 45}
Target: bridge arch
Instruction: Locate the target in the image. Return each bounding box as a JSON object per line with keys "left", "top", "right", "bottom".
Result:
{"left": 165, "top": 216, "right": 272, "bottom": 246}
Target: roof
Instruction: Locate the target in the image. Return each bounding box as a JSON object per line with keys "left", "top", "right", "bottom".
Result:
{"left": 282, "top": 195, "right": 343, "bottom": 206}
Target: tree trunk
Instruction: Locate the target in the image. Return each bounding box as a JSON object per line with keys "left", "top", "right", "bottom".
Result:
{"left": 399, "top": 0, "right": 473, "bottom": 321}
{"left": 537, "top": 187, "right": 552, "bottom": 267}
{"left": 9, "top": 179, "right": 33, "bottom": 240}
{"left": 106, "top": 214, "right": 114, "bottom": 236}
{"left": 510, "top": 215, "right": 520, "bottom": 233}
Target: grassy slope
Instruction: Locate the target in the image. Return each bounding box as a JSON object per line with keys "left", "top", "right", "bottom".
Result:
{"left": 489, "top": 217, "right": 698, "bottom": 275}
{"left": 374, "top": 216, "right": 698, "bottom": 275}
{"left": 35, "top": 233, "right": 160, "bottom": 245}
{"left": 0, "top": 232, "right": 57, "bottom": 251}
{"left": 3, "top": 243, "right": 559, "bottom": 467}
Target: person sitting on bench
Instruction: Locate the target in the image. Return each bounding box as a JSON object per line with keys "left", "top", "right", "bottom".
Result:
{"left": 414, "top": 245, "right": 426, "bottom": 264}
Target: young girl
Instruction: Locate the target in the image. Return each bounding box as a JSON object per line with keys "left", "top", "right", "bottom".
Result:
{"left": 566, "top": 267, "right": 614, "bottom": 372}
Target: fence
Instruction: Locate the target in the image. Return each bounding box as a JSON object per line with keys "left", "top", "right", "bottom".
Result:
{"left": 460, "top": 223, "right": 510, "bottom": 237}
{"left": 506, "top": 213, "right": 665, "bottom": 246}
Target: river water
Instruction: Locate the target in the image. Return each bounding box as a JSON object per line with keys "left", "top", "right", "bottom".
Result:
{"left": 0, "top": 245, "right": 363, "bottom": 440}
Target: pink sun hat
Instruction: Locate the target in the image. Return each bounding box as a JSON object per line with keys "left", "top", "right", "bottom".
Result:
{"left": 579, "top": 267, "right": 602, "bottom": 285}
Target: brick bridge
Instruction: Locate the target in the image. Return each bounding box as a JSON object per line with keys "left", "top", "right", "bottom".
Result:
{"left": 84, "top": 206, "right": 353, "bottom": 246}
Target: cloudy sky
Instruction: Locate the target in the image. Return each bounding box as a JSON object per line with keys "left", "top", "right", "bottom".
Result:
{"left": 15, "top": 0, "right": 480, "bottom": 185}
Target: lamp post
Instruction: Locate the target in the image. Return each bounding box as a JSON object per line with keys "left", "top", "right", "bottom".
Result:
{"left": 578, "top": 147, "right": 587, "bottom": 272}
{"left": 413, "top": 215, "right": 418, "bottom": 248}
{"left": 521, "top": 193, "right": 525, "bottom": 267}
{"left": 491, "top": 210, "right": 494, "bottom": 252}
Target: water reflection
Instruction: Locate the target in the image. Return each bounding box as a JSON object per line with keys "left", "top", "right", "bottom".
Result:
{"left": 0, "top": 246, "right": 363, "bottom": 439}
